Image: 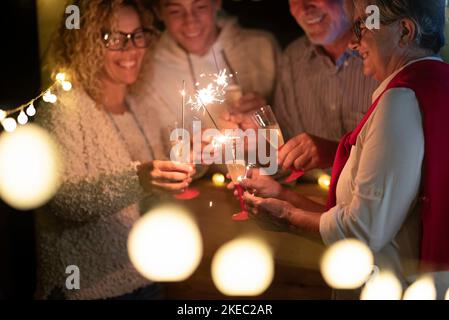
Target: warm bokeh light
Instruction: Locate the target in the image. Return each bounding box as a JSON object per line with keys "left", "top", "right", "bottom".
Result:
{"left": 0, "top": 110, "right": 6, "bottom": 122}
{"left": 43, "top": 90, "right": 57, "bottom": 104}
{"left": 128, "top": 204, "right": 203, "bottom": 282}
{"left": 212, "top": 173, "right": 226, "bottom": 187}
{"left": 320, "top": 239, "right": 374, "bottom": 289}
{"left": 211, "top": 237, "right": 274, "bottom": 296}
{"left": 61, "top": 81, "right": 72, "bottom": 92}
{"left": 0, "top": 124, "right": 62, "bottom": 210}
{"left": 445, "top": 288, "right": 449, "bottom": 300}
{"left": 1, "top": 118, "right": 17, "bottom": 132}
{"left": 26, "top": 103, "right": 36, "bottom": 117}
{"left": 360, "top": 270, "right": 403, "bottom": 300}
{"left": 17, "top": 111, "right": 29, "bottom": 125}
{"left": 55, "top": 72, "right": 66, "bottom": 82}
{"left": 403, "top": 276, "right": 436, "bottom": 300}
{"left": 318, "top": 174, "right": 331, "bottom": 190}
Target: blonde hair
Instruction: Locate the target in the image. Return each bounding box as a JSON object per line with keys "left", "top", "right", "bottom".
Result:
{"left": 49, "top": 0, "right": 155, "bottom": 101}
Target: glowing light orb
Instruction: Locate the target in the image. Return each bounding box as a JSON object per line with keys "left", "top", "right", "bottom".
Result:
{"left": 318, "top": 174, "right": 331, "bottom": 190}
{"left": 0, "top": 124, "right": 62, "bottom": 210}
{"left": 212, "top": 173, "right": 226, "bottom": 187}
{"left": 128, "top": 204, "right": 203, "bottom": 282}
{"left": 360, "top": 270, "right": 403, "bottom": 300}
{"left": 61, "top": 81, "right": 72, "bottom": 92}
{"left": 17, "top": 111, "right": 28, "bottom": 125}
{"left": 0, "top": 110, "right": 6, "bottom": 122}
{"left": 43, "top": 91, "right": 57, "bottom": 104}
{"left": 26, "top": 103, "right": 36, "bottom": 117}
{"left": 320, "top": 239, "right": 374, "bottom": 289}
{"left": 211, "top": 237, "right": 274, "bottom": 296}
{"left": 445, "top": 288, "right": 449, "bottom": 300}
{"left": 403, "top": 276, "right": 436, "bottom": 300}
{"left": 1, "top": 118, "right": 17, "bottom": 132}
{"left": 55, "top": 72, "right": 66, "bottom": 82}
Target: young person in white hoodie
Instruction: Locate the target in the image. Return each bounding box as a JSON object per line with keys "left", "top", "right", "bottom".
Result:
{"left": 135, "top": 0, "right": 280, "bottom": 146}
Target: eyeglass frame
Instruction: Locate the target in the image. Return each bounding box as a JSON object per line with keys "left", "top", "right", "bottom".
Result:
{"left": 352, "top": 15, "right": 399, "bottom": 42}
{"left": 101, "top": 27, "right": 159, "bottom": 51}
{"left": 352, "top": 17, "right": 367, "bottom": 42}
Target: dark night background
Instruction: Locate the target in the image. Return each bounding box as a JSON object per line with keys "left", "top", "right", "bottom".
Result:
{"left": 0, "top": 0, "right": 303, "bottom": 299}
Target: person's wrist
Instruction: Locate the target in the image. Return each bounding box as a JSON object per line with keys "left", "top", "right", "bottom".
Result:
{"left": 281, "top": 202, "right": 294, "bottom": 221}
{"left": 278, "top": 187, "right": 290, "bottom": 201}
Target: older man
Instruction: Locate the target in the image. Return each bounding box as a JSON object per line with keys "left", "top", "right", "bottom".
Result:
{"left": 275, "top": 0, "right": 378, "bottom": 172}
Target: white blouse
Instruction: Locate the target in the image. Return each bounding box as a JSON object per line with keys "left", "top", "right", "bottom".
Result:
{"left": 319, "top": 57, "right": 443, "bottom": 280}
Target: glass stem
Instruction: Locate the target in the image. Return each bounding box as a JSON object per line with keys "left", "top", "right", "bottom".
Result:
{"left": 236, "top": 184, "right": 246, "bottom": 212}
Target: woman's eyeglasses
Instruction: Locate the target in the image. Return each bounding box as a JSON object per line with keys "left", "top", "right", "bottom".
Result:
{"left": 352, "top": 17, "right": 367, "bottom": 42}
{"left": 102, "top": 28, "right": 159, "bottom": 51}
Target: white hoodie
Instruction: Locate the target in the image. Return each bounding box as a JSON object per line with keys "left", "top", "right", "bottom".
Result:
{"left": 134, "top": 16, "right": 280, "bottom": 145}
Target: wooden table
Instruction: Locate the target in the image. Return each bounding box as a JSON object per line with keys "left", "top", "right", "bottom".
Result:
{"left": 165, "top": 176, "right": 332, "bottom": 299}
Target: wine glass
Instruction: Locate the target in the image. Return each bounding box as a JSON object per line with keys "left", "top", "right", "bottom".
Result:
{"left": 167, "top": 122, "right": 200, "bottom": 200}
{"left": 225, "top": 136, "right": 250, "bottom": 221}
{"left": 224, "top": 84, "right": 243, "bottom": 106}
{"left": 252, "top": 105, "right": 304, "bottom": 183}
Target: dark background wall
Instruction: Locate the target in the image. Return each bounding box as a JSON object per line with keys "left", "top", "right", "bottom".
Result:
{"left": 0, "top": 0, "right": 303, "bottom": 299}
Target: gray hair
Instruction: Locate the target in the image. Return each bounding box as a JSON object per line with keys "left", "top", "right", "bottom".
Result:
{"left": 350, "top": 0, "right": 446, "bottom": 54}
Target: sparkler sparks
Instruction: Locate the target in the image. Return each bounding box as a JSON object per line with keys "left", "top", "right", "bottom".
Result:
{"left": 187, "top": 69, "right": 230, "bottom": 114}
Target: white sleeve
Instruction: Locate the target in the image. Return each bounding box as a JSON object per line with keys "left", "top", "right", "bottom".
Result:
{"left": 319, "top": 88, "right": 424, "bottom": 252}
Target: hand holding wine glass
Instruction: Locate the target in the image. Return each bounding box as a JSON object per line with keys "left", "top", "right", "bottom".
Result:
{"left": 167, "top": 122, "right": 200, "bottom": 200}
{"left": 252, "top": 105, "right": 305, "bottom": 183}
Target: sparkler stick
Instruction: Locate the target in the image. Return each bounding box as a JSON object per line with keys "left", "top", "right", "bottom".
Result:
{"left": 181, "top": 80, "right": 186, "bottom": 142}
{"left": 201, "top": 100, "right": 220, "bottom": 130}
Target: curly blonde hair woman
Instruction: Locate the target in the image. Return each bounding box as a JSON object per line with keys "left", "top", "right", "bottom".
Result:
{"left": 35, "top": 0, "right": 196, "bottom": 300}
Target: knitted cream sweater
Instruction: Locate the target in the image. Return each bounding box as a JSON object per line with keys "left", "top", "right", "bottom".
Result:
{"left": 34, "top": 87, "right": 166, "bottom": 300}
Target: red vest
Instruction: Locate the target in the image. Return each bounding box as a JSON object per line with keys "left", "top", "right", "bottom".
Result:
{"left": 327, "top": 60, "right": 449, "bottom": 270}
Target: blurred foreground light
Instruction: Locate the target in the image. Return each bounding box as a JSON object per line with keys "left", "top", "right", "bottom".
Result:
{"left": 1, "top": 118, "right": 17, "bottom": 132}
{"left": 211, "top": 237, "right": 274, "bottom": 296}
{"left": 320, "top": 239, "right": 374, "bottom": 289}
{"left": 0, "top": 124, "right": 62, "bottom": 210}
{"left": 403, "top": 275, "right": 436, "bottom": 300}
{"left": 128, "top": 204, "right": 203, "bottom": 282}
{"left": 318, "top": 174, "right": 331, "bottom": 190}
{"left": 212, "top": 173, "right": 226, "bottom": 187}
{"left": 360, "top": 270, "right": 402, "bottom": 300}
{"left": 445, "top": 288, "right": 449, "bottom": 300}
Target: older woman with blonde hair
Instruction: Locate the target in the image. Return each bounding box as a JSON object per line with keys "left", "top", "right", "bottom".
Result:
{"left": 35, "top": 0, "right": 196, "bottom": 299}
{"left": 242, "top": 0, "right": 449, "bottom": 298}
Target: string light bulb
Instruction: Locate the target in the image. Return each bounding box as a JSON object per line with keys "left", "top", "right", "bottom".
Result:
{"left": 17, "top": 111, "right": 28, "bottom": 125}
{"left": 62, "top": 81, "right": 72, "bottom": 92}
{"left": 43, "top": 91, "right": 57, "bottom": 104}
{"left": 55, "top": 72, "right": 66, "bottom": 82}
{"left": 1, "top": 118, "right": 17, "bottom": 133}
{"left": 26, "top": 103, "right": 36, "bottom": 117}
{"left": 318, "top": 174, "right": 331, "bottom": 190}
{"left": 212, "top": 173, "right": 226, "bottom": 187}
